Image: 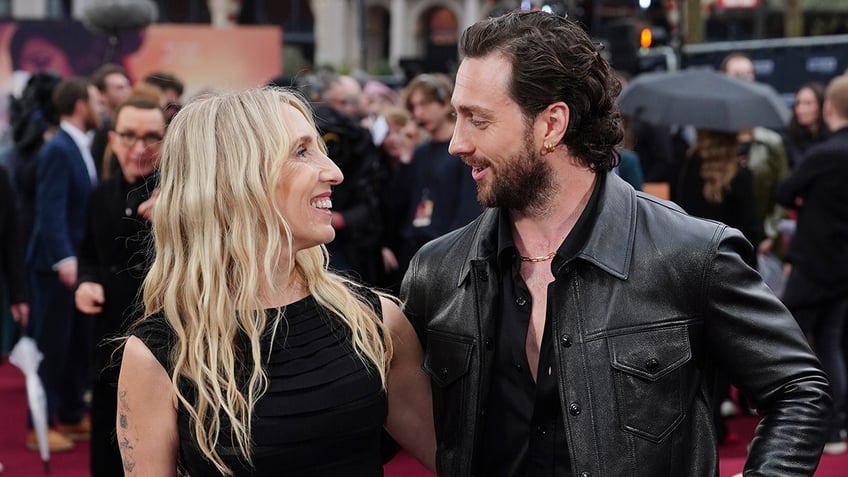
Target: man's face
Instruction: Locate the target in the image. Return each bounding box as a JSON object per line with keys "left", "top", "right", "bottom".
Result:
{"left": 109, "top": 106, "right": 166, "bottom": 183}
{"left": 724, "top": 57, "right": 755, "bottom": 81}
{"left": 408, "top": 89, "right": 452, "bottom": 137}
{"left": 103, "top": 72, "right": 132, "bottom": 111}
{"left": 325, "top": 78, "right": 363, "bottom": 118}
{"left": 449, "top": 54, "right": 556, "bottom": 215}
{"left": 84, "top": 85, "right": 104, "bottom": 132}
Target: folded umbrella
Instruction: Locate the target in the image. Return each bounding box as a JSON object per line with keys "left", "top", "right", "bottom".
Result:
{"left": 618, "top": 68, "right": 791, "bottom": 132}
{"left": 9, "top": 335, "right": 50, "bottom": 473}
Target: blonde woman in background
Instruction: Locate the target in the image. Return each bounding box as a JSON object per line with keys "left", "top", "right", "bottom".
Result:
{"left": 116, "top": 87, "right": 435, "bottom": 476}
{"left": 674, "top": 128, "right": 762, "bottom": 258}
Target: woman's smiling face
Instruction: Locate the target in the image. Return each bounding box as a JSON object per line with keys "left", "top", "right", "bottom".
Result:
{"left": 276, "top": 103, "right": 343, "bottom": 251}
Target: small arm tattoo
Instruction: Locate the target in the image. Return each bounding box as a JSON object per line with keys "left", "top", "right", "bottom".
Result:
{"left": 118, "top": 388, "right": 137, "bottom": 472}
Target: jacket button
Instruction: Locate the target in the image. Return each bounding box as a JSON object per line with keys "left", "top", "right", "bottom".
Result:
{"left": 536, "top": 425, "right": 547, "bottom": 435}
{"left": 479, "top": 270, "right": 489, "bottom": 281}
{"left": 560, "top": 334, "right": 572, "bottom": 347}
{"left": 484, "top": 338, "right": 494, "bottom": 350}
{"left": 580, "top": 473, "right": 591, "bottom": 477}
{"left": 516, "top": 296, "right": 527, "bottom": 306}
{"left": 568, "top": 402, "right": 581, "bottom": 416}
{"left": 646, "top": 358, "right": 660, "bottom": 372}
{"left": 440, "top": 367, "right": 449, "bottom": 378}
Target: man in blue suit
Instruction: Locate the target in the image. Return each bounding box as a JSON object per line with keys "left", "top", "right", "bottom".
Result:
{"left": 26, "top": 76, "right": 102, "bottom": 452}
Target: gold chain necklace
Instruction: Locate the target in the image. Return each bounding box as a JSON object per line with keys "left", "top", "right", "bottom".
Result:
{"left": 519, "top": 251, "right": 557, "bottom": 263}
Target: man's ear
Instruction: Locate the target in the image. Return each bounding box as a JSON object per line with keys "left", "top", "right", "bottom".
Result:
{"left": 539, "top": 101, "right": 569, "bottom": 146}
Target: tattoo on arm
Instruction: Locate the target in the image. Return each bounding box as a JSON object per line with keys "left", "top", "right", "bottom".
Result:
{"left": 118, "top": 389, "right": 137, "bottom": 473}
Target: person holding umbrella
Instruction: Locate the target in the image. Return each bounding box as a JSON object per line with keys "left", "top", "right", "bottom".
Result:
{"left": 401, "top": 9, "right": 830, "bottom": 477}
{"left": 719, "top": 52, "right": 791, "bottom": 263}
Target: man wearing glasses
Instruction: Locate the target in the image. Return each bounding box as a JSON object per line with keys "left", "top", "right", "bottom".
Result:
{"left": 74, "top": 96, "right": 166, "bottom": 477}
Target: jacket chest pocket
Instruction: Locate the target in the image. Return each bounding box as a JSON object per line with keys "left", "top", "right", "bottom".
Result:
{"left": 422, "top": 329, "right": 473, "bottom": 455}
{"left": 609, "top": 326, "right": 691, "bottom": 443}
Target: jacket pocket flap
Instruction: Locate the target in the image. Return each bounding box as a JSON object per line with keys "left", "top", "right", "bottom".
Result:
{"left": 423, "top": 330, "right": 473, "bottom": 387}
{"left": 609, "top": 326, "right": 691, "bottom": 381}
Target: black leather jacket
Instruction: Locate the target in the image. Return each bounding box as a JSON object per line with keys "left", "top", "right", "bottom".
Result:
{"left": 401, "top": 172, "right": 830, "bottom": 477}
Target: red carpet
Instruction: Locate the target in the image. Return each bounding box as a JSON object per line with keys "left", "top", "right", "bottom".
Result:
{"left": 1, "top": 359, "right": 844, "bottom": 476}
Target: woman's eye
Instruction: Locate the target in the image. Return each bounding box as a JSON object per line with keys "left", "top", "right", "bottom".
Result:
{"left": 296, "top": 146, "right": 308, "bottom": 157}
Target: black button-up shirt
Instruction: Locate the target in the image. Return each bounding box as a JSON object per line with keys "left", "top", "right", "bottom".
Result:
{"left": 478, "top": 173, "right": 604, "bottom": 476}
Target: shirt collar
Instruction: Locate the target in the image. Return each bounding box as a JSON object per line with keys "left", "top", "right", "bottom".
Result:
{"left": 60, "top": 121, "right": 92, "bottom": 151}
{"left": 496, "top": 172, "right": 605, "bottom": 268}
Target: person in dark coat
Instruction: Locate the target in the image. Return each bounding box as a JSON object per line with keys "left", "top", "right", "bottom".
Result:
{"left": 26, "top": 77, "right": 103, "bottom": 452}
{"left": 0, "top": 166, "right": 29, "bottom": 344}
{"left": 74, "top": 96, "right": 166, "bottom": 476}
{"left": 777, "top": 74, "right": 848, "bottom": 454}
{"left": 7, "top": 71, "right": 62, "bottom": 248}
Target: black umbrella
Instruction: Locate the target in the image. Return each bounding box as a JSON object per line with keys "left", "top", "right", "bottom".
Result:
{"left": 618, "top": 69, "right": 791, "bottom": 132}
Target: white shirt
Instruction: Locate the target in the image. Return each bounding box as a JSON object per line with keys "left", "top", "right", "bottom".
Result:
{"left": 60, "top": 120, "right": 97, "bottom": 185}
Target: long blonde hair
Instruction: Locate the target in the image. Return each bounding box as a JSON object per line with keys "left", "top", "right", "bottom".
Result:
{"left": 689, "top": 129, "right": 740, "bottom": 204}
{"left": 141, "top": 87, "right": 391, "bottom": 474}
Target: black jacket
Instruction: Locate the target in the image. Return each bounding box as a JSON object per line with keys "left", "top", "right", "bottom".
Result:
{"left": 777, "top": 127, "right": 848, "bottom": 306}
{"left": 77, "top": 174, "right": 155, "bottom": 372}
{"left": 401, "top": 172, "right": 830, "bottom": 477}
{"left": 313, "top": 104, "right": 383, "bottom": 285}
{"left": 0, "top": 166, "right": 27, "bottom": 304}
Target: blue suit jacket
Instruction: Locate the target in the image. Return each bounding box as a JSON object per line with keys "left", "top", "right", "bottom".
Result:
{"left": 26, "top": 129, "right": 93, "bottom": 271}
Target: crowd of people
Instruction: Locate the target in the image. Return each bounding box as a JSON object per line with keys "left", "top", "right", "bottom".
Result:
{"left": 0, "top": 7, "right": 844, "bottom": 477}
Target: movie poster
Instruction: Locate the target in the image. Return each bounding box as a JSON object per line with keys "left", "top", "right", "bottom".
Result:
{"left": 0, "top": 19, "right": 282, "bottom": 143}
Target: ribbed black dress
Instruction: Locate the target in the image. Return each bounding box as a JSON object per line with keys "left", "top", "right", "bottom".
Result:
{"left": 133, "top": 293, "right": 387, "bottom": 476}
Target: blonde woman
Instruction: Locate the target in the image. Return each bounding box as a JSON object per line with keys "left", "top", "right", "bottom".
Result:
{"left": 674, "top": 128, "right": 761, "bottom": 258}
{"left": 116, "top": 87, "right": 435, "bottom": 476}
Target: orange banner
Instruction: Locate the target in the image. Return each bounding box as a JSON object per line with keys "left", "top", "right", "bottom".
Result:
{"left": 125, "top": 24, "right": 282, "bottom": 99}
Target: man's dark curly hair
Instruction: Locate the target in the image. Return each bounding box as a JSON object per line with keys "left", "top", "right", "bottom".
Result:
{"left": 459, "top": 10, "right": 622, "bottom": 171}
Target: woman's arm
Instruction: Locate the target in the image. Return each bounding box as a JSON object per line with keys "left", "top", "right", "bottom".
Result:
{"left": 381, "top": 297, "right": 437, "bottom": 473}
{"left": 117, "top": 335, "right": 179, "bottom": 476}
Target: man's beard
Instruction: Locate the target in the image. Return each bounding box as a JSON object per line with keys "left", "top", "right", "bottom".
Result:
{"left": 84, "top": 107, "right": 101, "bottom": 132}
{"left": 478, "top": 134, "right": 556, "bottom": 216}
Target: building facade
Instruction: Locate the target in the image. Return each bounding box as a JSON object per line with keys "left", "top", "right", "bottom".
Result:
{"left": 3, "top": 0, "right": 848, "bottom": 76}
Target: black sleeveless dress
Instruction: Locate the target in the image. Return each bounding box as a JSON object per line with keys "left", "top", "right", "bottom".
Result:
{"left": 133, "top": 292, "right": 387, "bottom": 476}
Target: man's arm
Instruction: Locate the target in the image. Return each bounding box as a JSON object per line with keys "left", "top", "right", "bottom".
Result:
{"left": 35, "top": 144, "right": 75, "bottom": 265}
{"left": 76, "top": 190, "right": 104, "bottom": 314}
{"left": 705, "top": 227, "right": 830, "bottom": 476}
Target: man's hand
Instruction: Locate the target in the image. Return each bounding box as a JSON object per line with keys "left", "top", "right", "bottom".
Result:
{"left": 381, "top": 247, "right": 399, "bottom": 273}
{"left": 10, "top": 302, "right": 29, "bottom": 328}
{"left": 75, "top": 282, "right": 105, "bottom": 314}
{"left": 57, "top": 260, "right": 78, "bottom": 289}
{"left": 137, "top": 189, "right": 159, "bottom": 221}
{"left": 757, "top": 237, "right": 774, "bottom": 256}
